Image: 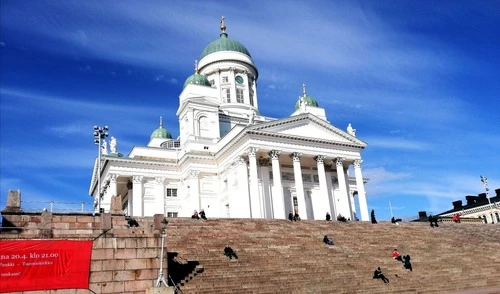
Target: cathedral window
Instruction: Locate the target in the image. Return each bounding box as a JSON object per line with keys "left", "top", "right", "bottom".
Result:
{"left": 199, "top": 116, "right": 210, "bottom": 137}
{"left": 166, "top": 188, "right": 177, "bottom": 197}
{"left": 222, "top": 76, "right": 229, "bottom": 83}
{"left": 223, "top": 88, "right": 231, "bottom": 103}
{"left": 249, "top": 91, "right": 254, "bottom": 106}
{"left": 236, "top": 89, "right": 244, "bottom": 103}
{"left": 167, "top": 212, "right": 178, "bottom": 217}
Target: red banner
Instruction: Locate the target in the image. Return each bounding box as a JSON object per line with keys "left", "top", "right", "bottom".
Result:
{"left": 0, "top": 240, "right": 93, "bottom": 292}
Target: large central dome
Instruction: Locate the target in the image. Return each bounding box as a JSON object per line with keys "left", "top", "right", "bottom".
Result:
{"left": 199, "top": 17, "right": 251, "bottom": 60}
{"left": 200, "top": 33, "right": 251, "bottom": 59}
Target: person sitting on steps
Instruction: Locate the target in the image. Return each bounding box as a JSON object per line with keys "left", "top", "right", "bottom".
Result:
{"left": 392, "top": 249, "right": 403, "bottom": 262}
{"left": 403, "top": 255, "right": 413, "bottom": 271}
{"left": 288, "top": 211, "right": 294, "bottom": 221}
{"left": 337, "top": 214, "right": 347, "bottom": 222}
{"left": 200, "top": 209, "right": 207, "bottom": 220}
{"left": 326, "top": 212, "right": 331, "bottom": 221}
{"left": 391, "top": 216, "right": 402, "bottom": 225}
{"left": 373, "top": 267, "right": 390, "bottom": 283}
{"left": 323, "top": 235, "right": 334, "bottom": 246}
{"left": 223, "top": 246, "right": 238, "bottom": 259}
{"left": 191, "top": 210, "right": 200, "bottom": 219}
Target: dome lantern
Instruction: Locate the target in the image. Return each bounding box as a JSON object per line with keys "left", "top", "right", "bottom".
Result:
{"left": 294, "top": 83, "right": 319, "bottom": 110}
{"left": 150, "top": 116, "right": 172, "bottom": 139}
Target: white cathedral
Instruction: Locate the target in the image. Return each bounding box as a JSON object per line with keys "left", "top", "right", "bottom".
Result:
{"left": 89, "top": 18, "right": 370, "bottom": 221}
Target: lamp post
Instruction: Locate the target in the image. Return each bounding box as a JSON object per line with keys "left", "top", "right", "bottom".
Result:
{"left": 155, "top": 218, "right": 169, "bottom": 287}
{"left": 480, "top": 175, "right": 495, "bottom": 224}
{"left": 93, "top": 125, "right": 109, "bottom": 213}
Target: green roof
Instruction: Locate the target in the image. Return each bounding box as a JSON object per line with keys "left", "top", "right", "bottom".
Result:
{"left": 295, "top": 95, "right": 319, "bottom": 110}
{"left": 200, "top": 33, "right": 251, "bottom": 60}
{"left": 150, "top": 117, "right": 172, "bottom": 139}
{"left": 183, "top": 73, "right": 211, "bottom": 88}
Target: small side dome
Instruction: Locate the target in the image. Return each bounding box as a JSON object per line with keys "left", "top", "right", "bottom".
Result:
{"left": 294, "top": 83, "right": 319, "bottom": 110}
{"left": 200, "top": 17, "right": 251, "bottom": 60}
{"left": 184, "top": 60, "right": 212, "bottom": 88}
{"left": 150, "top": 117, "right": 172, "bottom": 139}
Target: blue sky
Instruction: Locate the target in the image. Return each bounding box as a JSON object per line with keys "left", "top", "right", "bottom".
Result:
{"left": 1, "top": 0, "right": 499, "bottom": 220}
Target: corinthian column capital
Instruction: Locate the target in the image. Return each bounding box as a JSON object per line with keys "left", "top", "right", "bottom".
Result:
{"left": 268, "top": 150, "right": 281, "bottom": 160}
{"left": 353, "top": 159, "right": 363, "bottom": 168}
{"left": 248, "top": 147, "right": 259, "bottom": 157}
{"left": 290, "top": 152, "right": 302, "bottom": 162}
{"left": 335, "top": 157, "right": 345, "bottom": 167}
{"left": 315, "top": 155, "right": 326, "bottom": 164}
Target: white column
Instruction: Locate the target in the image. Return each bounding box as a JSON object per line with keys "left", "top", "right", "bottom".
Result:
{"left": 235, "top": 157, "right": 251, "bottom": 218}
{"left": 335, "top": 158, "right": 349, "bottom": 219}
{"left": 291, "top": 152, "right": 307, "bottom": 219}
{"left": 155, "top": 177, "right": 166, "bottom": 215}
{"left": 316, "top": 155, "right": 331, "bottom": 220}
{"left": 251, "top": 77, "right": 258, "bottom": 108}
{"left": 102, "top": 174, "right": 117, "bottom": 212}
{"left": 109, "top": 173, "right": 118, "bottom": 197}
{"left": 325, "top": 165, "right": 336, "bottom": 217}
{"left": 269, "top": 150, "right": 285, "bottom": 219}
{"left": 259, "top": 158, "right": 272, "bottom": 218}
{"left": 354, "top": 159, "right": 369, "bottom": 221}
{"left": 230, "top": 67, "right": 236, "bottom": 102}
{"left": 243, "top": 70, "right": 250, "bottom": 105}
{"left": 344, "top": 166, "right": 355, "bottom": 221}
{"left": 248, "top": 148, "right": 261, "bottom": 218}
{"left": 127, "top": 181, "right": 133, "bottom": 216}
{"left": 188, "top": 171, "right": 200, "bottom": 213}
{"left": 132, "top": 176, "right": 143, "bottom": 217}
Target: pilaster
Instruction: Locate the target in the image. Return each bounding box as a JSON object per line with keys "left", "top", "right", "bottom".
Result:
{"left": 248, "top": 148, "right": 261, "bottom": 218}
{"left": 132, "top": 176, "right": 144, "bottom": 217}
{"left": 155, "top": 177, "right": 166, "bottom": 215}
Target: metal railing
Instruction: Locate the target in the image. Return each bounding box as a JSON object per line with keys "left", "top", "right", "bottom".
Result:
{"left": 19, "top": 200, "right": 94, "bottom": 214}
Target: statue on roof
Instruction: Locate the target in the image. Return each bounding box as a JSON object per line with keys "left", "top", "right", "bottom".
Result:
{"left": 347, "top": 123, "right": 356, "bottom": 137}
{"left": 300, "top": 96, "right": 307, "bottom": 112}
{"left": 110, "top": 136, "right": 117, "bottom": 154}
{"left": 248, "top": 110, "right": 256, "bottom": 125}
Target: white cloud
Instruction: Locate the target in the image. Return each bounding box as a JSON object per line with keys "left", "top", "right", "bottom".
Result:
{"left": 364, "top": 137, "right": 431, "bottom": 150}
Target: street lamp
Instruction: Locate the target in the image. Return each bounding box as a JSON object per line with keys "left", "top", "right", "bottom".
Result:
{"left": 480, "top": 175, "right": 495, "bottom": 224}
{"left": 93, "top": 125, "right": 109, "bottom": 213}
{"left": 155, "top": 218, "right": 169, "bottom": 287}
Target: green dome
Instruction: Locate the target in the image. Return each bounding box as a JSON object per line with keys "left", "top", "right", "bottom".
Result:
{"left": 295, "top": 84, "right": 319, "bottom": 110}
{"left": 200, "top": 32, "right": 251, "bottom": 60}
{"left": 183, "top": 72, "right": 211, "bottom": 88}
{"left": 150, "top": 117, "right": 172, "bottom": 139}
{"left": 295, "top": 95, "right": 319, "bottom": 110}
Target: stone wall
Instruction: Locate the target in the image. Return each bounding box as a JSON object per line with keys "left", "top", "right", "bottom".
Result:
{"left": 1, "top": 192, "right": 174, "bottom": 294}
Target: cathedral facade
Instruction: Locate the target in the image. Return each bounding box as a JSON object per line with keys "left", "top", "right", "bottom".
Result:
{"left": 89, "top": 19, "right": 370, "bottom": 221}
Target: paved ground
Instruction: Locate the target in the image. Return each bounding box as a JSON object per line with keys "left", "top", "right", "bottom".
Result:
{"left": 447, "top": 287, "right": 500, "bottom": 294}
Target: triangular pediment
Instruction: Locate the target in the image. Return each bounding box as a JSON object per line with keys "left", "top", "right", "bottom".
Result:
{"left": 247, "top": 114, "right": 366, "bottom": 147}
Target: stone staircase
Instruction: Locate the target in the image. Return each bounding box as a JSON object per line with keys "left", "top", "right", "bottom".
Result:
{"left": 165, "top": 218, "right": 500, "bottom": 294}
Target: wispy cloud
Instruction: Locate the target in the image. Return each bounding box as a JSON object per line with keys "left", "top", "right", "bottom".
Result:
{"left": 364, "top": 137, "right": 431, "bottom": 150}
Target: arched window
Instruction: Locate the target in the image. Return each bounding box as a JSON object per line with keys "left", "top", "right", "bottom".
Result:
{"left": 198, "top": 116, "right": 210, "bottom": 138}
